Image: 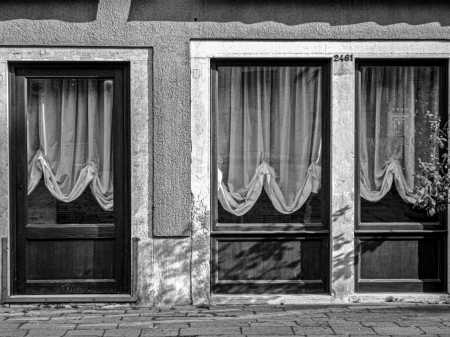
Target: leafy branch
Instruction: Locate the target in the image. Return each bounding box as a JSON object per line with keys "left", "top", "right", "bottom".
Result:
{"left": 414, "top": 112, "right": 449, "bottom": 216}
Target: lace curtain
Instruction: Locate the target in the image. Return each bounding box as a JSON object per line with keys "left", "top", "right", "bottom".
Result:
{"left": 27, "top": 78, "right": 114, "bottom": 211}
{"left": 359, "top": 66, "right": 440, "bottom": 204}
{"left": 215, "top": 66, "right": 322, "bottom": 216}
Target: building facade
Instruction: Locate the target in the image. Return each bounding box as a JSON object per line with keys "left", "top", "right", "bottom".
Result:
{"left": 0, "top": 0, "right": 449, "bottom": 306}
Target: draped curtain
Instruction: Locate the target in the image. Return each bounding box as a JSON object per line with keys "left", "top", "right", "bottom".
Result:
{"left": 216, "top": 66, "right": 322, "bottom": 216}
{"left": 27, "top": 78, "right": 114, "bottom": 211}
{"left": 359, "top": 66, "right": 440, "bottom": 204}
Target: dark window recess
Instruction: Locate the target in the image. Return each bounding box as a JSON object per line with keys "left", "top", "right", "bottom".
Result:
{"left": 218, "top": 189, "right": 322, "bottom": 224}
{"left": 27, "top": 180, "right": 115, "bottom": 225}
{"left": 360, "top": 186, "right": 441, "bottom": 223}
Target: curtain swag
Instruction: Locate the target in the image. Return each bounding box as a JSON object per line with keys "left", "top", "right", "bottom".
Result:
{"left": 216, "top": 66, "right": 322, "bottom": 216}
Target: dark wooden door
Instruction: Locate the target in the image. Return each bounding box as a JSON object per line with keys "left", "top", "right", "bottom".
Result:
{"left": 10, "top": 63, "right": 130, "bottom": 295}
{"left": 210, "top": 60, "right": 331, "bottom": 294}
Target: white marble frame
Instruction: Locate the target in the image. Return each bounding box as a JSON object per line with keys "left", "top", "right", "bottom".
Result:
{"left": 190, "top": 40, "right": 450, "bottom": 304}
{"left": 0, "top": 47, "right": 150, "bottom": 301}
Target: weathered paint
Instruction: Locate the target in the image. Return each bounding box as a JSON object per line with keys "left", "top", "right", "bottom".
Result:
{"left": 0, "top": 0, "right": 449, "bottom": 306}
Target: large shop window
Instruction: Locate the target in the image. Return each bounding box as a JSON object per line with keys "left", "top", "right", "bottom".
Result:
{"left": 214, "top": 60, "right": 330, "bottom": 225}
{"left": 10, "top": 63, "right": 130, "bottom": 295}
{"left": 359, "top": 62, "right": 446, "bottom": 223}
{"left": 211, "top": 60, "right": 330, "bottom": 294}
{"left": 356, "top": 60, "right": 448, "bottom": 292}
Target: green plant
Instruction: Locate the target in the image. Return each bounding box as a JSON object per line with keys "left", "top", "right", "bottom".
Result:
{"left": 414, "top": 112, "right": 449, "bottom": 216}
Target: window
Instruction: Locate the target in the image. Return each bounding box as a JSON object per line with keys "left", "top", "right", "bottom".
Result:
{"left": 357, "top": 61, "right": 447, "bottom": 224}
{"left": 212, "top": 60, "right": 330, "bottom": 227}
{"left": 26, "top": 78, "right": 115, "bottom": 224}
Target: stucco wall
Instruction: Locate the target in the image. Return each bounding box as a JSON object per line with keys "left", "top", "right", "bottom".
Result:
{"left": 0, "top": 0, "right": 449, "bottom": 306}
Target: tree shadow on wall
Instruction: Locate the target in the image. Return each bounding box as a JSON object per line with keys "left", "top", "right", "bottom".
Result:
{"left": 153, "top": 236, "right": 193, "bottom": 306}
{"left": 331, "top": 232, "right": 355, "bottom": 296}
{"left": 330, "top": 205, "right": 358, "bottom": 298}
{"left": 128, "top": 0, "right": 450, "bottom": 26}
{"left": 0, "top": 0, "right": 98, "bottom": 22}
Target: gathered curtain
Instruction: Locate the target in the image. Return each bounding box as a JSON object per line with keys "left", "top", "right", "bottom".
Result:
{"left": 216, "top": 66, "right": 322, "bottom": 216}
{"left": 27, "top": 78, "right": 114, "bottom": 211}
{"left": 359, "top": 66, "right": 440, "bottom": 204}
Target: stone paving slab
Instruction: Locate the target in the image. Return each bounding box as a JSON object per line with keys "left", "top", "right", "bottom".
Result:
{"left": 0, "top": 304, "right": 450, "bottom": 336}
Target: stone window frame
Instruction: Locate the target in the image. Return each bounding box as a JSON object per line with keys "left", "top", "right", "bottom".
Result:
{"left": 0, "top": 47, "right": 151, "bottom": 302}
{"left": 190, "top": 40, "right": 450, "bottom": 304}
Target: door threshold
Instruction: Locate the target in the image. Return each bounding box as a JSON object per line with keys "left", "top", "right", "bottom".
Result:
{"left": 3, "top": 294, "right": 137, "bottom": 304}
{"left": 210, "top": 293, "right": 450, "bottom": 305}
{"left": 211, "top": 294, "right": 335, "bottom": 305}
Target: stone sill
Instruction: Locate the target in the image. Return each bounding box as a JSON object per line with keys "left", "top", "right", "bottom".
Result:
{"left": 211, "top": 293, "right": 450, "bottom": 305}
{"left": 2, "top": 294, "right": 137, "bottom": 304}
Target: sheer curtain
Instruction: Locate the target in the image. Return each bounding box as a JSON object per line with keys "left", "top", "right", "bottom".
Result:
{"left": 359, "top": 66, "right": 440, "bottom": 204}
{"left": 216, "top": 66, "right": 322, "bottom": 216}
{"left": 27, "top": 79, "right": 114, "bottom": 211}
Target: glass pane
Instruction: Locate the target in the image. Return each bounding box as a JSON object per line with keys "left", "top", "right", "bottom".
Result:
{"left": 358, "top": 65, "right": 443, "bottom": 223}
{"left": 26, "top": 78, "right": 114, "bottom": 225}
{"left": 215, "top": 65, "right": 324, "bottom": 223}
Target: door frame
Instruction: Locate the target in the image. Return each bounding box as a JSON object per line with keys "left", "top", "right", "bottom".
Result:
{"left": 354, "top": 58, "right": 449, "bottom": 293}
{"left": 190, "top": 40, "right": 450, "bottom": 305}
{"left": 9, "top": 62, "right": 131, "bottom": 296}
{"left": 0, "top": 47, "right": 150, "bottom": 303}
{"left": 209, "top": 58, "right": 332, "bottom": 294}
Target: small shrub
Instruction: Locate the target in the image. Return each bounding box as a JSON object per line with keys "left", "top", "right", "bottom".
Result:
{"left": 414, "top": 111, "right": 448, "bottom": 216}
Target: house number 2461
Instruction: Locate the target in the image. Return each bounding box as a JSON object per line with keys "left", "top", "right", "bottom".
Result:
{"left": 333, "top": 54, "right": 354, "bottom": 62}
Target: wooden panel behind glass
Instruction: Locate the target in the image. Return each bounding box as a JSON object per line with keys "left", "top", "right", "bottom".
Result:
{"left": 357, "top": 236, "right": 445, "bottom": 292}
{"left": 26, "top": 239, "right": 114, "bottom": 280}
{"left": 212, "top": 237, "right": 329, "bottom": 294}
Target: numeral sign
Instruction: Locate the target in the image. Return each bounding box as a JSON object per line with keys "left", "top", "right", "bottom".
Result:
{"left": 333, "top": 54, "right": 354, "bottom": 62}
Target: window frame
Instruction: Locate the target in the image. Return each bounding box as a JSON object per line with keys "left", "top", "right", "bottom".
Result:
{"left": 210, "top": 58, "right": 332, "bottom": 233}
{"left": 354, "top": 58, "right": 449, "bottom": 293}
{"left": 191, "top": 40, "right": 450, "bottom": 304}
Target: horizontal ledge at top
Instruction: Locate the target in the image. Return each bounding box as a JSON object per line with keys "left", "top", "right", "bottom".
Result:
{"left": 358, "top": 221, "right": 441, "bottom": 226}
{"left": 355, "top": 229, "right": 446, "bottom": 234}
{"left": 215, "top": 279, "right": 324, "bottom": 285}
{"left": 215, "top": 222, "right": 325, "bottom": 226}
{"left": 191, "top": 41, "right": 450, "bottom": 58}
{"left": 358, "top": 278, "right": 442, "bottom": 283}
{"left": 211, "top": 231, "right": 329, "bottom": 236}
{"left": 26, "top": 223, "right": 114, "bottom": 228}
{"left": 26, "top": 279, "right": 116, "bottom": 284}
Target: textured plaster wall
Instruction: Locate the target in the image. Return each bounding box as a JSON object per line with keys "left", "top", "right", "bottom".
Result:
{"left": 0, "top": 0, "right": 449, "bottom": 306}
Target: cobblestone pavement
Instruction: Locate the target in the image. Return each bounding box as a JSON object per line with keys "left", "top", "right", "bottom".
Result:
{"left": 1, "top": 304, "right": 450, "bottom": 337}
